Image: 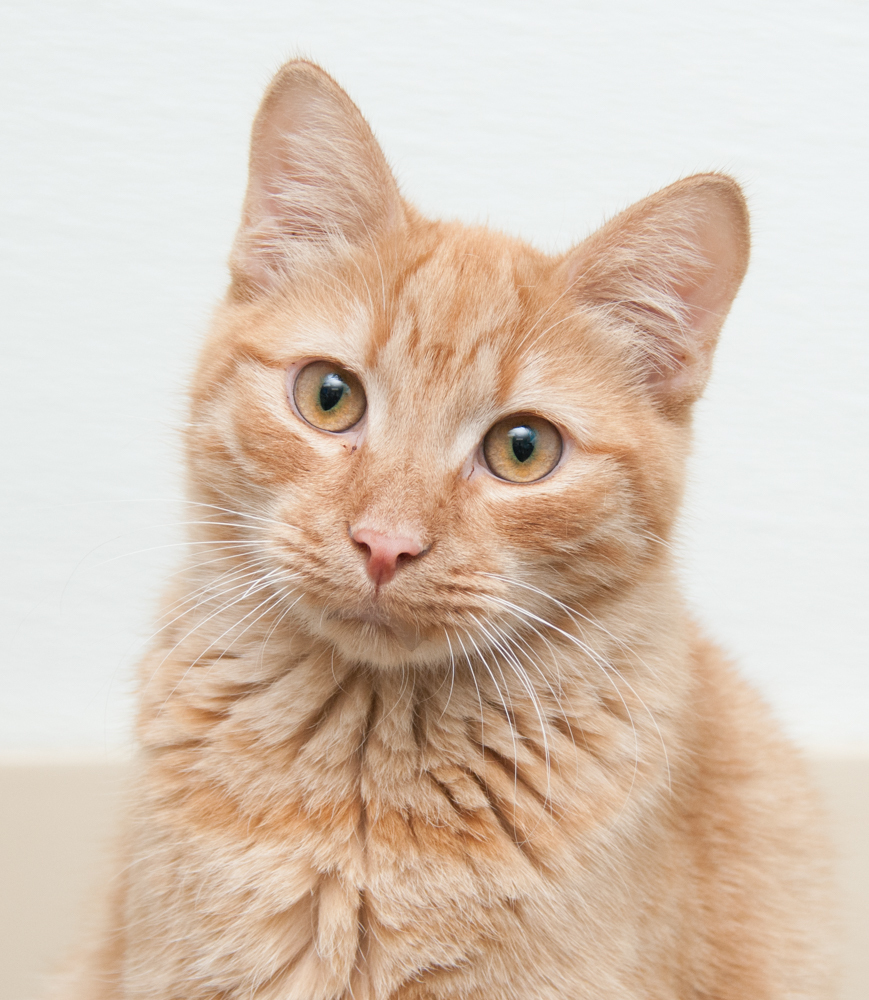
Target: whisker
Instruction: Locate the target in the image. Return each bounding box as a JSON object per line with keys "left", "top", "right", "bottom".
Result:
{"left": 179, "top": 499, "right": 296, "bottom": 530}
{"left": 491, "top": 616, "right": 585, "bottom": 792}
{"left": 154, "top": 562, "right": 288, "bottom": 635}
{"left": 439, "top": 628, "right": 458, "bottom": 723}
{"left": 89, "top": 537, "right": 267, "bottom": 574}
{"left": 479, "top": 592, "right": 643, "bottom": 802}
{"left": 479, "top": 572, "right": 652, "bottom": 664}
{"left": 477, "top": 572, "right": 671, "bottom": 792}
{"left": 156, "top": 584, "right": 296, "bottom": 714}
{"left": 255, "top": 591, "right": 305, "bottom": 672}
{"left": 470, "top": 613, "right": 553, "bottom": 807}
{"left": 459, "top": 625, "right": 521, "bottom": 810}
{"left": 142, "top": 567, "right": 289, "bottom": 693}
{"left": 452, "top": 629, "right": 485, "bottom": 749}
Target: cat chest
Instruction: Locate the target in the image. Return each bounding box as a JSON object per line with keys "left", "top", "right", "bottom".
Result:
{"left": 136, "top": 751, "right": 577, "bottom": 999}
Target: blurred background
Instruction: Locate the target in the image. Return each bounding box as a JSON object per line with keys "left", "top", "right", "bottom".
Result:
{"left": 1, "top": 0, "right": 866, "bottom": 995}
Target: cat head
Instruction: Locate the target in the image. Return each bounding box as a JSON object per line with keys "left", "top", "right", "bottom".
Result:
{"left": 186, "top": 61, "right": 749, "bottom": 670}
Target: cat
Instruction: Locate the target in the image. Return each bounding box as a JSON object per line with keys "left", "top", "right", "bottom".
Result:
{"left": 54, "top": 60, "right": 833, "bottom": 999}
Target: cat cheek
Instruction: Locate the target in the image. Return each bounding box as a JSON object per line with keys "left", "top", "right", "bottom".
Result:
{"left": 227, "top": 407, "right": 320, "bottom": 486}
{"left": 486, "top": 469, "right": 640, "bottom": 573}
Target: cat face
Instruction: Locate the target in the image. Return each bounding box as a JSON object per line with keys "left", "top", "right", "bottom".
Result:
{"left": 185, "top": 62, "right": 748, "bottom": 670}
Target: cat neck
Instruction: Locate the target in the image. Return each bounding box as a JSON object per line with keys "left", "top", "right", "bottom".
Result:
{"left": 137, "top": 558, "right": 688, "bottom": 849}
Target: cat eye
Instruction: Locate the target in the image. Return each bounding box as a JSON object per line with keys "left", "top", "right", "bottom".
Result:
{"left": 483, "top": 414, "right": 563, "bottom": 483}
{"left": 293, "top": 360, "right": 367, "bottom": 432}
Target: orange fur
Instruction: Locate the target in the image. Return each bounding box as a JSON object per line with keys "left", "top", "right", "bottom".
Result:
{"left": 53, "top": 61, "right": 832, "bottom": 999}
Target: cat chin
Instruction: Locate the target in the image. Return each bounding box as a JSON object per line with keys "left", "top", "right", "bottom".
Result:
{"left": 310, "top": 612, "right": 447, "bottom": 670}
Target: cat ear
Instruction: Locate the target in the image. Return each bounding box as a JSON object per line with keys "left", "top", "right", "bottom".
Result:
{"left": 230, "top": 60, "right": 404, "bottom": 294}
{"left": 565, "top": 174, "right": 750, "bottom": 415}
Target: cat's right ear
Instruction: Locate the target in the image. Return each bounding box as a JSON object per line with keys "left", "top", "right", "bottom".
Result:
{"left": 230, "top": 60, "right": 404, "bottom": 296}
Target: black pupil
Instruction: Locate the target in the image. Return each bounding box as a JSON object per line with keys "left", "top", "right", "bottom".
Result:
{"left": 319, "top": 373, "right": 348, "bottom": 411}
{"left": 508, "top": 425, "right": 537, "bottom": 463}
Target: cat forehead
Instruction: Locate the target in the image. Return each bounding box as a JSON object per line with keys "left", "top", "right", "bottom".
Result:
{"left": 285, "top": 229, "right": 587, "bottom": 390}
{"left": 386, "top": 234, "right": 526, "bottom": 338}
{"left": 371, "top": 247, "right": 521, "bottom": 393}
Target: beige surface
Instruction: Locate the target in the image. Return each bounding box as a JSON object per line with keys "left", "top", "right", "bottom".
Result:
{"left": 811, "top": 756, "right": 869, "bottom": 1000}
{"left": 1, "top": 756, "right": 866, "bottom": 999}
{"left": 0, "top": 762, "right": 127, "bottom": 1000}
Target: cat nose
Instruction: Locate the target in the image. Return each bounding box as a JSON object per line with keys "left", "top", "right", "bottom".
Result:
{"left": 349, "top": 526, "right": 426, "bottom": 587}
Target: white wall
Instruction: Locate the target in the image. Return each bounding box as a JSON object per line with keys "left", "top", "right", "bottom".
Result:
{"left": 1, "top": 0, "right": 866, "bottom": 751}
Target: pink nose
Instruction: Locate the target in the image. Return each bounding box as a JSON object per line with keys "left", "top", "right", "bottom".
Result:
{"left": 350, "top": 527, "right": 425, "bottom": 587}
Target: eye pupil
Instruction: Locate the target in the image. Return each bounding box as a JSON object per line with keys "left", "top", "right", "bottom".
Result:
{"left": 319, "top": 374, "right": 347, "bottom": 412}
{"left": 508, "top": 426, "right": 537, "bottom": 463}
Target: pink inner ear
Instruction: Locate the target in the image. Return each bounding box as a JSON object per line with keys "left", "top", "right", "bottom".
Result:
{"left": 565, "top": 174, "right": 750, "bottom": 412}
{"left": 678, "top": 191, "right": 750, "bottom": 338}
{"left": 230, "top": 61, "right": 403, "bottom": 293}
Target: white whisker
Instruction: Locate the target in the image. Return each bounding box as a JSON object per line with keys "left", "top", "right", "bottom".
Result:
{"left": 477, "top": 573, "right": 671, "bottom": 793}
{"left": 478, "top": 592, "right": 642, "bottom": 802}
{"left": 142, "top": 566, "right": 290, "bottom": 693}
{"left": 156, "top": 584, "right": 296, "bottom": 714}
{"left": 470, "top": 613, "right": 554, "bottom": 809}
{"left": 459, "top": 625, "right": 521, "bottom": 812}
{"left": 439, "top": 628, "right": 458, "bottom": 723}
{"left": 452, "top": 628, "right": 485, "bottom": 749}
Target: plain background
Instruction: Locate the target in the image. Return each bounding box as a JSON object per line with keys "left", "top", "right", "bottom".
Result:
{"left": 1, "top": 0, "right": 867, "bottom": 753}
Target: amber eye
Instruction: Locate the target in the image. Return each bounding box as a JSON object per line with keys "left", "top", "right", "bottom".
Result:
{"left": 483, "top": 414, "right": 563, "bottom": 483}
{"left": 293, "top": 361, "right": 367, "bottom": 432}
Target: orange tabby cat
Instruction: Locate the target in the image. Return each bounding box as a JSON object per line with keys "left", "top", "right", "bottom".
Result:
{"left": 55, "top": 61, "right": 832, "bottom": 999}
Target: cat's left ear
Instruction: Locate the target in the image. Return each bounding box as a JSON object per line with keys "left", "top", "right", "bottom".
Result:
{"left": 564, "top": 174, "right": 750, "bottom": 416}
{"left": 230, "top": 60, "right": 405, "bottom": 295}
